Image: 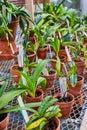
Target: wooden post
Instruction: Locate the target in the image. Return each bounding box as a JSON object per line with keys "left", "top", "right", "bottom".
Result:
{"left": 25, "top": 0, "right": 34, "bottom": 27}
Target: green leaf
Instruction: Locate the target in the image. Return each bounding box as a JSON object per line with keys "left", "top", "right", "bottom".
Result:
{"left": 0, "top": 81, "right": 8, "bottom": 97}
{"left": 44, "top": 106, "right": 61, "bottom": 119}
{"left": 38, "top": 96, "right": 57, "bottom": 116}
{"left": 37, "top": 77, "right": 46, "bottom": 90}
{"left": 32, "top": 60, "right": 49, "bottom": 84}
{"left": 0, "top": 88, "right": 27, "bottom": 109}
{"left": 26, "top": 117, "right": 47, "bottom": 130}
{"left": 19, "top": 72, "right": 35, "bottom": 97}
{"left": 56, "top": 58, "right": 61, "bottom": 78}
{"left": 40, "top": 121, "right": 47, "bottom": 130}
{"left": 70, "top": 74, "right": 77, "bottom": 87}
{"left": 0, "top": 102, "right": 41, "bottom": 114}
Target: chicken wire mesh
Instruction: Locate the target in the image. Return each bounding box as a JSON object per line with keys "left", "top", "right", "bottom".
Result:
{"left": 0, "top": 59, "right": 87, "bottom": 130}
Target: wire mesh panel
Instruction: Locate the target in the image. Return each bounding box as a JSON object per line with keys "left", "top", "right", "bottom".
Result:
{"left": 0, "top": 59, "right": 87, "bottom": 130}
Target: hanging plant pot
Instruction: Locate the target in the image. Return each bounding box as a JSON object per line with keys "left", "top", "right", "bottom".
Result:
{"left": 0, "top": 41, "right": 17, "bottom": 60}
{"left": 1, "top": 17, "right": 19, "bottom": 41}
{"left": 10, "top": 64, "right": 23, "bottom": 84}
{"left": 26, "top": 50, "right": 36, "bottom": 63}
{"left": 37, "top": 46, "right": 48, "bottom": 60}
{"left": 0, "top": 113, "right": 9, "bottom": 130}
{"left": 41, "top": 70, "right": 56, "bottom": 90}
{"left": 53, "top": 92, "right": 74, "bottom": 118}
{"left": 24, "top": 88, "right": 44, "bottom": 103}
{"left": 67, "top": 75, "right": 84, "bottom": 97}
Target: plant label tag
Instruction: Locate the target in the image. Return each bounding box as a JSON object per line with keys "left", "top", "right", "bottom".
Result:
{"left": 17, "top": 96, "right": 29, "bottom": 123}
{"left": 65, "top": 46, "right": 72, "bottom": 61}
{"left": 18, "top": 45, "right": 23, "bottom": 67}
{"left": 83, "top": 31, "right": 87, "bottom": 37}
{"left": 42, "top": 68, "right": 49, "bottom": 76}
{"left": 2, "top": 5, "right": 6, "bottom": 17}
{"left": 62, "top": 63, "right": 68, "bottom": 75}
{"left": 10, "top": 43, "right": 15, "bottom": 54}
{"left": 22, "top": 76, "right": 26, "bottom": 85}
{"left": 59, "top": 77, "right": 67, "bottom": 97}
{"left": 49, "top": 45, "right": 52, "bottom": 59}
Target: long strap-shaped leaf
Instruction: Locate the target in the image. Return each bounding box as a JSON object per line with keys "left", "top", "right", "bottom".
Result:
{"left": 0, "top": 88, "right": 27, "bottom": 109}
{"left": 26, "top": 117, "right": 47, "bottom": 130}
{"left": 0, "top": 82, "right": 8, "bottom": 97}
{"left": 38, "top": 96, "right": 57, "bottom": 116}
{"left": 32, "top": 59, "right": 49, "bottom": 84}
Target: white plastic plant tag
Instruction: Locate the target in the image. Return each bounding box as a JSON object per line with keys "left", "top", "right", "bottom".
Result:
{"left": 38, "top": 59, "right": 49, "bottom": 76}
{"left": 2, "top": 5, "right": 6, "bottom": 17}
{"left": 59, "top": 77, "right": 67, "bottom": 97}
{"left": 83, "top": 31, "right": 87, "bottom": 37}
{"left": 22, "top": 76, "right": 26, "bottom": 85}
{"left": 10, "top": 43, "right": 15, "bottom": 54}
{"left": 62, "top": 63, "right": 68, "bottom": 75}
{"left": 42, "top": 68, "right": 49, "bottom": 76}
{"left": 49, "top": 45, "right": 52, "bottom": 59}
{"left": 76, "top": 33, "right": 79, "bottom": 42}
{"left": 18, "top": 45, "right": 23, "bottom": 67}
{"left": 17, "top": 96, "right": 29, "bottom": 123}
{"left": 59, "top": 32, "right": 61, "bottom": 39}
{"left": 65, "top": 46, "right": 72, "bottom": 61}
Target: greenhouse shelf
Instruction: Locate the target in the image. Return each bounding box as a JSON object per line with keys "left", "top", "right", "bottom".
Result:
{"left": 0, "top": 59, "right": 87, "bottom": 130}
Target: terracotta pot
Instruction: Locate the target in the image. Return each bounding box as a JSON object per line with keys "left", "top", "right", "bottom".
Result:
{"left": 74, "top": 92, "right": 85, "bottom": 106}
{"left": 58, "top": 49, "right": 68, "bottom": 62}
{"left": 84, "top": 37, "right": 87, "bottom": 47}
{"left": 51, "top": 56, "right": 66, "bottom": 73}
{"left": 67, "top": 75, "right": 84, "bottom": 97}
{"left": 1, "top": 18, "right": 19, "bottom": 41}
{"left": 44, "top": 117, "right": 60, "bottom": 130}
{"left": 29, "top": 36, "right": 36, "bottom": 44}
{"left": 26, "top": 50, "right": 36, "bottom": 63}
{"left": 24, "top": 88, "right": 44, "bottom": 103}
{"left": 53, "top": 92, "right": 74, "bottom": 118}
{"left": 37, "top": 46, "right": 48, "bottom": 60}
{"left": 25, "top": 116, "right": 60, "bottom": 130}
{"left": 12, "top": 54, "right": 18, "bottom": 64}
{"left": 10, "top": 64, "right": 22, "bottom": 84}
{"left": 12, "top": 51, "right": 19, "bottom": 64}
{"left": 41, "top": 70, "right": 56, "bottom": 89}
{"left": 0, "top": 41, "right": 17, "bottom": 60}
{"left": 74, "top": 59, "right": 86, "bottom": 76}
{"left": 0, "top": 113, "right": 9, "bottom": 130}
